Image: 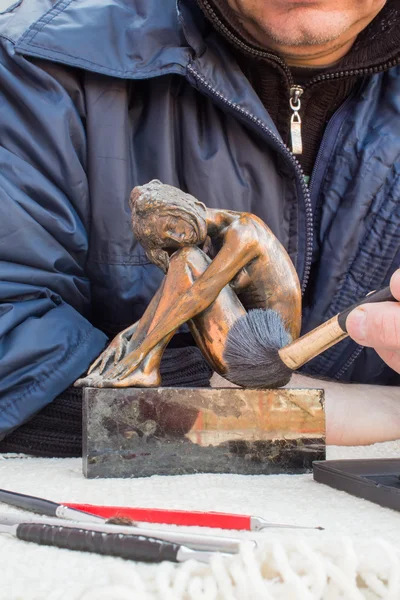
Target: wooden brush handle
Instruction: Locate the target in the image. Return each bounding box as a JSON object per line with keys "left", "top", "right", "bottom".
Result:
{"left": 280, "top": 286, "right": 397, "bottom": 370}
{"left": 337, "top": 286, "right": 395, "bottom": 331}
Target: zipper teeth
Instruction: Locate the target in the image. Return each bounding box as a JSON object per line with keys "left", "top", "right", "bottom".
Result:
{"left": 187, "top": 63, "right": 314, "bottom": 294}
{"left": 308, "top": 59, "right": 400, "bottom": 87}
{"left": 333, "top": 345, "right": 364, "bottom": 379}
{"left": 200, "top": 0, "right": 400, "bottom": 88}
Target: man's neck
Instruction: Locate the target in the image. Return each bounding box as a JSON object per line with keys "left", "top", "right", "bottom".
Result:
{"left": 226, "top": 3, "right": 385, "bottom": 67}
{"left": 266, "top": 38, "right": 356, "bottom": 68}
{"left": 268, "top": 38, "right": 359, "bottom": 68}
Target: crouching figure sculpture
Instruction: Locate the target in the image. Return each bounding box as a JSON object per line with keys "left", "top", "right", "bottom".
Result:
{"left": 76, "top": 180, "right": 301, "bottom": 388}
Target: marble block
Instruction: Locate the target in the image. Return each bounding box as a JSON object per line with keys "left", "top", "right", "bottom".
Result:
{"left": 83, "top": 387, "right": 325, "bottom": 478}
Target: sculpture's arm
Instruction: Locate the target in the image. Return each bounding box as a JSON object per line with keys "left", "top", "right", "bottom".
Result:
{"left": 105, "top": 227, "right": 260, "bottom": 380}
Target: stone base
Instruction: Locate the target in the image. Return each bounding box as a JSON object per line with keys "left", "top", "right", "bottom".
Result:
{"left": 83, "top": 387, "right": 325, "bottom": 478}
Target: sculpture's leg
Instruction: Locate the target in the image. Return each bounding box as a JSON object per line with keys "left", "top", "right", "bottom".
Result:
{"left": 104, "top": 246, "right": 246, "bottom": 386}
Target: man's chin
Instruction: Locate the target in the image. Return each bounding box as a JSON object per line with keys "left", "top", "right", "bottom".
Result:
{"left": 257, "top": 10, "right": 352, "bottom": 49}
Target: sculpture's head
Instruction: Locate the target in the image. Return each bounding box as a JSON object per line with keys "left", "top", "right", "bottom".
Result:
{"left": 129, "top": 180, "right": 208, "bottom": 272}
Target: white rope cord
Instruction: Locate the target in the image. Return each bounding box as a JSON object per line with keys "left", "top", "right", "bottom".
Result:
{"left": 360, "top": 539, "right": 400, "bottom": 600}
{"left": 271, "top": 540, "right": 315, "bottom": 600}
{"left": 210, "top": 552, "right": 237, "bottom": 600}
{"left": 238, "top": 541, "right": 275, "bottom": 600}
{"left": 379, "top": 539, "right": 400, "bottom": 599}
{"left": 78, "top": 537, "right": 400, "bottom": 600}
{"left": 292, "top": 539, "right": 328, "bottom": 597}
{"left": 227, "top": 549, "right": 253, "bottom": 599}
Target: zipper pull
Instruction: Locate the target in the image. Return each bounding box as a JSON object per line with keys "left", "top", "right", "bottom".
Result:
{"left": 290, "top": 86, "right": 304, "bottom": 155}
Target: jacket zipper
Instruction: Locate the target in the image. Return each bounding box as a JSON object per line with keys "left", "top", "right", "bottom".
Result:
{"left": 333, "top": 346, "right": 364, "bottom": 380}
{"left": 193, "top": 0, "right": 399, "bottom": 297}
{"left": 289, "top": 86, "right": 304, "bottom": 155}
{"left": 187, "top": 63, "right": 313, "bottom": 294}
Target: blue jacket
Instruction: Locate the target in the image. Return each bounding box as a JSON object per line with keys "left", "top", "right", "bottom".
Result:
{"left": 0, "top": 0, "right": 399, "bottom": 437}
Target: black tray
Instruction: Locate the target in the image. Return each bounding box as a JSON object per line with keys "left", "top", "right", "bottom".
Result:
{"left": 313, "top": 459, "right": 400, "bottom": 512}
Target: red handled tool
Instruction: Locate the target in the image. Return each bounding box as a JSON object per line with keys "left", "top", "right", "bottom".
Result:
{"left": 66, "top": 503, "right": 324, "bottom": 531}
{"left": 0, "top": 488, "right": 323, "bottom": 532}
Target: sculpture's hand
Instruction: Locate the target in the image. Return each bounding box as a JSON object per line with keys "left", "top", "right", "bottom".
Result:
{"left": 74, "top": 372, "right": 147, "bottom": 388}
{"left": 74, "top": 373, "right": 109, "bottom": 388}
{"left": 346, "top": 270, "right": 400, "bottom": 373}
{"left": 87, "top": 322, "right": 139, "bottom": 376}
{"left": 102, "top": 348, "right": 145, "bottom": 381}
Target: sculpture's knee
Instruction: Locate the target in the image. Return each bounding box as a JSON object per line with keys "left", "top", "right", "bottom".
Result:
{"left": 170, "top": 246, "right": 211, "bottom": 277}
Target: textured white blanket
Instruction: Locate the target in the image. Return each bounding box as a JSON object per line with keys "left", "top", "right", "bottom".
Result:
{"left": 1, "top": 437, "right": 400, "bottom": 600}
{"left": 1, "top": 375, "right": 400, "bottom": 599}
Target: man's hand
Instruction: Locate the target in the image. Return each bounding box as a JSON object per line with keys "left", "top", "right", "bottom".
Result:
{"left": 346, "top": 269, "right": 400, "bottom": 373}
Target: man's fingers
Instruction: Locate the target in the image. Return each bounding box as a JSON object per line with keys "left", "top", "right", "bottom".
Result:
{"left": 390, "top": 269, "right": 400, "bottom": 301}
{"left": 375, "top": 348, "right": 400, "bottom": 374}
{"left": 346, "top": 301, "right": 400, "bottom": 350}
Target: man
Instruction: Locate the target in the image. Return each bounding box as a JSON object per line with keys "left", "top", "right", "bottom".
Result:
{"left": 0, "top": 0, "right": 399, "bottom": 456}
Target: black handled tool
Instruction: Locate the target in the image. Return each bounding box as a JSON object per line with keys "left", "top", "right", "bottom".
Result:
{"left": 0, "top": 511, "right": 248, "bottom": 554}
{"left": 0, "top": 521, "right": 214, "bottom": 563}
{"left": 0, "top": 488, "right": 103, "bottom": 523}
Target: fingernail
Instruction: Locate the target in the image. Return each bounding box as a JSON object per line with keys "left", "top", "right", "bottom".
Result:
{"left": 348, "top": 308, "right": 367, "bottom": 341}
{"left": 391, "top": 269, "right": 400, "bottom": 288}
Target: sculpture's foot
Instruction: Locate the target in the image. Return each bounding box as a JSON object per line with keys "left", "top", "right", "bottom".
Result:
{"left": 75, "top": 367, "right": 161, "bottom": 388}
{"left": 114, "top": 366, "right": 161, "bottom": 388}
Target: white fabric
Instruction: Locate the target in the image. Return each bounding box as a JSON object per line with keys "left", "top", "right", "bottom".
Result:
{"left": 1, "top": 374, "right": 400, "bottom": 599}
{"left": 1, "top": 438, "right": 400, "bottom": 600}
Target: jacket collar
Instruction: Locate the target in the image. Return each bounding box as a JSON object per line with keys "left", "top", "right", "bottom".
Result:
{"left": 179, "top": 0, "right": 282, "bottom": 137}
{"left": 13, "top": 0, "right": 280, "bottom": 135}
{"left": 13, "top": 0, "right": 190, "bottom": 78}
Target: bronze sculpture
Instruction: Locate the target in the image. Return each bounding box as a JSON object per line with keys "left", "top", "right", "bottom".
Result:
{"left": 76, "top": 180, "right": 301, "bottom": 388}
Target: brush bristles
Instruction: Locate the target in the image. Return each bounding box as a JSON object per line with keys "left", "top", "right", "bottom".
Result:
{"left": 223, "top": 309, "right": 293, "bottom": 388}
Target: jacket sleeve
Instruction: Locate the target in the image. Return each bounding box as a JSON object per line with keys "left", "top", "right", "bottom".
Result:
{"left": 0, "top": 38, "right": 108, "bottom": 437}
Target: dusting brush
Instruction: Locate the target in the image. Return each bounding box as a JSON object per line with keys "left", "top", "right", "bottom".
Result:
{"left": 224, "top": 286, "right": 395, "bottom": 388}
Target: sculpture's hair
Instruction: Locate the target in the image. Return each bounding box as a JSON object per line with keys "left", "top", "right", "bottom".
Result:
{"left": 129, "top": 180, "right": 207, "bottom": 272}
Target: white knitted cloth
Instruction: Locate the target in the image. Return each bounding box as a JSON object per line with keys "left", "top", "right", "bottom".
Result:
{"left": 1, "top": 438, "right": 400, "bottom": 600}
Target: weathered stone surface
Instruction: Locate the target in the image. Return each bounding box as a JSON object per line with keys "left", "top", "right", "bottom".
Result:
{"left": 83, "top": 387, "right": 325, "bottom": 478}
